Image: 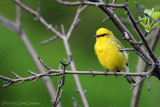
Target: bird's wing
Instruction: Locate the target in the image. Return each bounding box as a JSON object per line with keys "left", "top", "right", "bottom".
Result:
{"left": 111, "top": 38, "right": 124, "bottom": 49}
{"left": 111, "top": 38, "right": 128, "bottom": 57}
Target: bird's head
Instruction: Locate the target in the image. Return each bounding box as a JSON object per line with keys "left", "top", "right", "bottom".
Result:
{"left": 93, "top": 28, "right": 114, "bottom": 40}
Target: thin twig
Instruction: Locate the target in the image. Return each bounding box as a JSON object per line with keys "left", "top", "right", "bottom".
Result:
{"left": 13, "top": 0, "right": 63, "bottom": 39}
{"left": 38, "top": 56, "right": 51, "bottom": 70}
{"left": 135, "top": 2, "right": 160, "bottom": 24}
{"left": 39, "top": 35, "right": 58, "bottom": 45}
{"left": 0, "top": 15, "right": 18, "bottom": 32}
{"left": 130, "top": 66, "right": 156, "bottom": 90}
{"left": 66, "top": 5, "right": 88, "bottom": 40}
{"left": 52, "top": 62, "right": 70, "bottom": 107}
{"left": 103, "top": 16, "right": 110, "bottom": 22}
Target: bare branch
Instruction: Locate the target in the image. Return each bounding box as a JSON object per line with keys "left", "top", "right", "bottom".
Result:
{"left": 39, "top": 35, "right": 59, "bottom": 45}
{"left": 38, "top": 56, "right": 51, "bottom": 70}
{"left": 124, "top": 3, "right": 158, "bottom": 63}
{"left": 61, "top": 24, "right": 66, "bottom": 35}
{"left": 103, "top": 16, "right": 110, "bottom": 22}
{"left": 54, "top": 0, "right": 125, "bottom": 8}
{"left": 52, "top": 62, "right": 69, "bottom": 107}
{"left": 0, "top": 70, "right": 148, "bottom": 88}
{"left": 13, "top": 0, "right": 63, "bottom": 39}
{"left": 0, "top": 15, "right": 18, "bottom": 32}
{"left": 131, "top": 27, "right": 160, "bottom": 107}
{"left": 0, "top": 2, "right": 59, "bottom": 106}
{"left": 131, "top": 66, "right": 156, "bottom": 90}
{"left": 119, "top": 48, "right": 134, "bottom": 52}
{"left": 0, "top": 70, "right": 60, "bottom": 88}
{"left": 12, "top": 1, "right": 89, "bottom": 106}
{"left": 12, "top": 72, "right": 22, "bottom": 79}
{"left": 66, "top": 5, "right": 88, "bottom": 40}
{"left": 15, "top": 3, "right": 22, "bottom": 32}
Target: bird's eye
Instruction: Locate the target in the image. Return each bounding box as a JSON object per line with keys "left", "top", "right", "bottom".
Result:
{"left": 100, "top": 33, "right": 107, "bottom": 37}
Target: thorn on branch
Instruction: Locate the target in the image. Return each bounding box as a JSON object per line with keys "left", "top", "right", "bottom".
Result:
{"left": 75, "top": 89, "right": 87, "bottom": 95}
{"left": 47, "top": 24, "right": 53, "bottom": 30}
{"left": 39, "top": 36, "right": 58, "bottom": 45}
{"left": 28, "top": 70, "right": 37, "bottom": 76}
{"left": 104, "top": 69, "right": 108, "bottom": 77}
{"left": 89, "top": 69, "right": 95, "bottom": 77}
{"left": 113, "top": 71, "right": 118, "bottom": 76}
{"left": 12, "top": 72, "right": 22, "bottom": 79}
{"left": 84, "top": 90, "right": 87, "bottom": 94}
{"left": 103, "top": 16, "right": 110, "bottom": 22}
{"left": 19, "top": 80, "right": 25, "bottom": 85}
{"left": 33, "top": 76, "right": 40, "bottom": 83}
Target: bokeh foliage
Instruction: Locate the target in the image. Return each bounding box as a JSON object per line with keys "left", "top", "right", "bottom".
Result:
{"left": 0, "top": 0, "right": 160, "bottom": 107}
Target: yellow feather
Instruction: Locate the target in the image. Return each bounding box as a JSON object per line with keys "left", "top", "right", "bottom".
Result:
{"left": 94, "top": 28, "right": 135, "bottom": 83}
{"left": 94, "top": 28, "right": 127, "bottom": 71}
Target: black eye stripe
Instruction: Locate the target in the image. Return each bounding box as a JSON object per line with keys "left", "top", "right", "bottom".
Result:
{"left": 99, "top": 33, "right": 107, "bottom": 37}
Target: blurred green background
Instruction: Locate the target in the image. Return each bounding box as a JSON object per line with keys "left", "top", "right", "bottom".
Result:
{"left": 0, "top": 0, "right": 160, "bottom": 107}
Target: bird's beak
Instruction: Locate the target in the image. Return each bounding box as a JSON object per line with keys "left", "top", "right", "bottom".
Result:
{"left": 93, "top": 35, "right": 99, "bottom": 37}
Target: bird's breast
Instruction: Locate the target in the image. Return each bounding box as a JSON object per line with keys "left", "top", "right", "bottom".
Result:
{"left": 94, "top": 41, "right": 127, "bottom": 71}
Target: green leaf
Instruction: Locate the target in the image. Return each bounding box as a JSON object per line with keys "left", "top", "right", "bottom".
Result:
{"left": 152, "top": 11, "right": 160, "bottom": 19}
{"left": 144, "top": 8, "right": 154, "bottom": 16}
{"left": 152, "top": 23, "right": 160, "bottom": 28}
{"left": 144, "top": 25, "right": 152, "bottom": 32}
{"left": 138, "top": 7, "right": 160, "bottom": 33}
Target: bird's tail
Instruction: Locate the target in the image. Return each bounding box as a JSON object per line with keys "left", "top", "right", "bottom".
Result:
{"left": 124, "top": 65, "right": 136, "bottom": 84}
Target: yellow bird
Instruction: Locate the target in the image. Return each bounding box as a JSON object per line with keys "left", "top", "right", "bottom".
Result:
{"left": 94, "top": 28, "right": 135, "bottom": 84}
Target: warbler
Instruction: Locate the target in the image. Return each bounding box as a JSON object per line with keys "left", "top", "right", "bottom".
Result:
{"left": 94, "top": 28, "right": 136, "bottom": 84}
